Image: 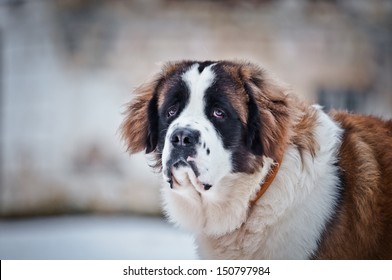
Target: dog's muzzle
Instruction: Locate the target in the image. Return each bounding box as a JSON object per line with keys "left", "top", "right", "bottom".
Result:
{"left": 167, "top": 127, "right": 200, "bottom": 177}
{"left": 165, "top": 128, "right": 211, "bottom": 191}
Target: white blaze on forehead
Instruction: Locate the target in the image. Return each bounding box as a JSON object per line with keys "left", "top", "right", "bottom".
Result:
{"left": 181, "top": 64, "right": 215, "bottom": 116}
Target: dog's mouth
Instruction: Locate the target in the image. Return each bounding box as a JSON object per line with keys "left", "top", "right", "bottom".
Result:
{"left": 167, "top": 157, "right": 212, "bottom": 192}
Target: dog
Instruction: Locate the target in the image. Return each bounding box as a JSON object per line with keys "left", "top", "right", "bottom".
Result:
{"left": 121, "top": 60, "right": 392, "bottom": 259}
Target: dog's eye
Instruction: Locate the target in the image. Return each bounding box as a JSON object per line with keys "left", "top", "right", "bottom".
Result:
{"left": 212, "top": 107, "right": 226, "bottom": 119}
{"left": 167, "top": 104, "right": 179, "bottom": 118}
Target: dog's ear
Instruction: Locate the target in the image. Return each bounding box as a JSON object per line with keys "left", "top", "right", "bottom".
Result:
{"left": 121, "top": 79, "right": 160, "bottom": 154}
{"left": 241, "top": 63, "right": 291, "bottom": 162}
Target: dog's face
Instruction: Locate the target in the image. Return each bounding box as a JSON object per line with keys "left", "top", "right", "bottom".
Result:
{"left": 160, "top": 63, "right": 232, "bottom": 193}
{"left": 160, "top": 62, "right": 261, "bottom": 194}
{"left": 122, "top": 60, "right": 291, "bottom": 207}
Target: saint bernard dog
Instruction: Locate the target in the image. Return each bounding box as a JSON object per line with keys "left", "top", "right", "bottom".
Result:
{"left": 121, "top": 60, "right": 392, "bottom": 259}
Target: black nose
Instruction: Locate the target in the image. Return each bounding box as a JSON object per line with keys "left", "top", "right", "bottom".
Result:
{"left": 170, "top": 128, "right": 200, "bottom": 147}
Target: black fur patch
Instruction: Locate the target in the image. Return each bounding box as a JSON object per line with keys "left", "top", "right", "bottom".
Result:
{"left": 198, "top": 61, "right": 214, "bottom": 73}
{"left": 245, "top": 91, "right": 263, "bottom": 156}
{"left": 157, "top": 80, "right": 190, "bottom": 153}
{"left": 204, "top": 91, "right": 243, "bottom": 150}
{"left": 146, "top": 92, "right": 160, "bottom": 153}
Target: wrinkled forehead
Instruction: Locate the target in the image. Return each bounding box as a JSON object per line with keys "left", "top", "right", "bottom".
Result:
{"left": 157, "top": 62, "right": 249, "bottom": 123}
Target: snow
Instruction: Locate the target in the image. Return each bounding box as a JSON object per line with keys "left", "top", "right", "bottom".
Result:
{"left": 0, "top": 215, "right": 197, "bottom": 260}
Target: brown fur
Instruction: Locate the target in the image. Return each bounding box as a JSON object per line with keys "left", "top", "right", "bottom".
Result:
{"left": 291, "top": 105, "right": 319, "bottom": 159}
{"left": 239, "top": 64, "right": 292, "bottom": 164}
{"left": 121, "top": 61, "right": 193, "bottom": 154}
{"left": 314, "top": 112, "right": 392, "bottom": 259}
{"left": 121, "top": 80, "right": 158, "bottom": 153}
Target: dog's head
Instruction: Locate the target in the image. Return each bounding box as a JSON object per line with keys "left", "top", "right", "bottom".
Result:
{"left": 122, "top": 61, "right": 292, "bottom": 195}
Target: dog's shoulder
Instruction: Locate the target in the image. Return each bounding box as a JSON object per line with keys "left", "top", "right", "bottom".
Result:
{"left": 315, "top": 110, "right": 392, "bottom": 259}
{"left": 330, "top": 110, "right": 392, "bottom": 176}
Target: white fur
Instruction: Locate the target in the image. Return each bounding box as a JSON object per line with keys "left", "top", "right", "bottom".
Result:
{"left": 196, "top": 107, "right": 343, "bottom": 259}
{"left": 162, "top": 157, "right": 275, "bottom": 236}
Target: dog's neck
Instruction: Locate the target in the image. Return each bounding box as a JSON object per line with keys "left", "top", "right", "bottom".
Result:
{"left": 249, "top": 159, "right": 282, "bottom": 208}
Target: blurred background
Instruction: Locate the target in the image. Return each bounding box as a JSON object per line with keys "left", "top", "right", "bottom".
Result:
{"left": 0, "top": 0, "right": 391, "bottom": 259}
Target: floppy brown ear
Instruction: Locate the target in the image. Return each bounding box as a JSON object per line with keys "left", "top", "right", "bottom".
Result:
{"left": 121, "top": 80, "right": 160, "bottom": 154}
{"left": 241, "top": 63, "right": 291, "bottom": 163}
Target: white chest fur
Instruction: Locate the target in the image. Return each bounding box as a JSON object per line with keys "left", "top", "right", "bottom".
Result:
{"left": 197, "top": 108, "right": 343, "bottom": 259}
